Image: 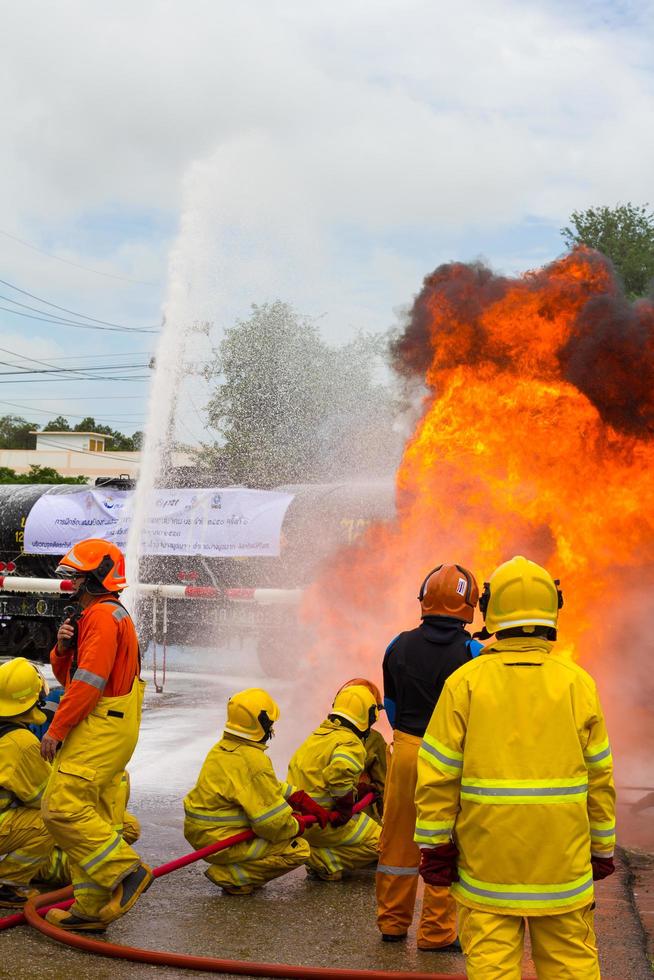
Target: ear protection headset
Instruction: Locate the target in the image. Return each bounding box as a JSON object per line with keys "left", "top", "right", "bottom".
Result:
{"left": 85, "top": 554, "right": 116, "bottom": 594}
{"left": 418, "top": 564, "right": 476, "bottom": 607}
{"left": 479, "top": 578, "right": 564, "bottom": 619}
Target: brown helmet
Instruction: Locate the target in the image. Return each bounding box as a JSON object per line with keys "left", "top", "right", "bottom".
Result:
{"left": 418, "top": 563, "right": 479, "bottom": 623}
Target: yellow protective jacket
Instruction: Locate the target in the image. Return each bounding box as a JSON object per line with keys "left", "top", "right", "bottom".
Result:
{"left": 184, "top": 735, "right": 300, "bottom": 844}
{"left": 0, "top": 723, "right": 51, "bottom": 827}
{"left": 415, "top": 637, "right": 616, "bottom": 916}
{"left": 364, "top": 728, "right": 387, "bottom": 796}
{"left": 287, "top": 718, "right": 374, "bottom": 847}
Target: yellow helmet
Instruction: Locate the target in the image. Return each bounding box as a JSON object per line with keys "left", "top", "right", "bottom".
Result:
{"left": 331, "top": 684, "right": 379, "bottom": 733}
{"left": 481, "top": 556, "right": 563, "bottom": 635}
{"left": 0, "top": 657, "right": 49, "bottom": 720}
{"left": 224, "top": 688, "right": 280, "bottom": 743}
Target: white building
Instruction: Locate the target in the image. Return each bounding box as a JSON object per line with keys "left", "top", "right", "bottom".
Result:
{"left": 0, "top": 430, "right": 195, "bottom": 481}
{"left": 32, "top": 430, "right": 108, "bottom": 453}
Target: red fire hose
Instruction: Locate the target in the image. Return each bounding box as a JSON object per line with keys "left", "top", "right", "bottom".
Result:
{"left": 4, "top": 792, "right": 473, "bottom": 978}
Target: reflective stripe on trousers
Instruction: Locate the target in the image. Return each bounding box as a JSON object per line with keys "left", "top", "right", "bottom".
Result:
{"left": 41, "top": 677, "right": 145, "bottom": 918}
{"left": 376, "top": 730, "right": 456, "bottom": 945}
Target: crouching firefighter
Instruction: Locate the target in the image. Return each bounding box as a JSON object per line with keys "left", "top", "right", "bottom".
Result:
{"left": 336, "top": 677, "right": 387, "bottom": 822}
{"left": 0, "top": 658, "right": 54, "bottom": 906}
{"left": 287, "top": 684, "right": 382, "bottom": 881}
{"left": 184, "top": 688, "right": 311, "bottom": 895}
{"left": 40, "top": 538, "right": 152, "bottom": 932}
{"left": 415, "top": 556, "right": 616, "bottom": 980}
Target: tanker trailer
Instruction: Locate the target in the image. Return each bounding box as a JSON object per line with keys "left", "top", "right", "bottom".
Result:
{"left": 0, "top": 478, "right": 395, "bottom": 673}
{"left": 137, "top": 480, "right": 395, "bottom": 676}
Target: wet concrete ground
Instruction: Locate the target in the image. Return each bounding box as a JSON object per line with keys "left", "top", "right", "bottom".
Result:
{"left": 2, "top": 649, "right": 652, "bottom": 979}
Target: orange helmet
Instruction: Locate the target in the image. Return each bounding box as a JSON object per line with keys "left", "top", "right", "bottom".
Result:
{"left": 338, "top": 677, "right": 383, "bottom": 709}
{"left": 418, "top": 563, "right": 478, "bottom": 623}
{"left": 56, "top": 539, "right": 127, "bottom": 593}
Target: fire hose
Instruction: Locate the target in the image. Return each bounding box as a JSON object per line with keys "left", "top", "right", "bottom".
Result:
{"left": 1, "top": 792, "right": 476, "bottom": 980}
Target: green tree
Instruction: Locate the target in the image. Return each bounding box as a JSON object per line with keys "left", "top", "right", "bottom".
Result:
{"left": 25, "top": 465, "right": 87, "bottom": 484}
{"left": 561, "top": 203, "right": 654, "bottom": 299}
{"left": 0, "top": 415, "right": 36, "bottom": 449}
{"left": 43, "top": 415, "right": 71, "bottom": 431}
{"left": 76, "top": 417, "right": 141, "bottom": 451}
{"left": 0, "top": 464, "right": 87, "bottom": 484}
{"left": 203, "top": 301, "right": 400, "bottom": 486}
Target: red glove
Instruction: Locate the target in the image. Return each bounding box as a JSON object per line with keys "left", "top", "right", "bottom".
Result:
{"left": 591, "top": 855, "right": 615, "bottom": 880}
{"left": 356, "top": 778, "right": 375, "bottom": 801}
{"left": 330, "top": 790, "right": 355, "bottom": 828}
{"left": 292, "top": 813, "right": 311, "bottom": 835}
{"left": 287, "top": 790, "right": 330, "bottom": 830}
{"left": 419, "top": 843, "right": 460, "bottom": 886}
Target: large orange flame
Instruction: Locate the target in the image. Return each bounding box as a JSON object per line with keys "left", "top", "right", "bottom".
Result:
{"left": 300, "top": 247, "right": 654, "bottom": 778}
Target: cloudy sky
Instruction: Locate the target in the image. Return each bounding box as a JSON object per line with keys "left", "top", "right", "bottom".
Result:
{"left": 0, "top": 0, "right": 652, "bottom": 441}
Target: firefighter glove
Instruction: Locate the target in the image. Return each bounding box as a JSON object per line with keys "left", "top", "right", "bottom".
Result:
{"left": 591, "top": 855, "right": 615, "bottom": 881}
{"left": 287, "top": 790, "right": 330, "bottom": 829}
{"left": 419, "top": 842, "right": 460, "bottom": 886}
{"left": 292, "top": 813, "right": 311, "bottom": 835}
{"left": 329, "top": 789, "right": 355, "bottom": 828}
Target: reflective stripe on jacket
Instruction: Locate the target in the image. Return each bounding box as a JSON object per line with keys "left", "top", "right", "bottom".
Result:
{"left": 49, "top": 597, "right": 140, "bottom": 743}
{"left": 287, "top": 718, "right": 366, "bottom": 808}
{"left": 414, "top": 636, "right": 616, "bottom": 916}
{"left": 287, "top": 718, "right": 378, "bottom": 849}
{"left": 184, "top": 735, "right": 299, "bottom": 844}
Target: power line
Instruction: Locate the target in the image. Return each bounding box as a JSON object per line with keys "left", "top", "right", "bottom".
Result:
{"left": 0, "top": 375, "right": 151, "bottom": 384}
{"left": 0, "top": 343, "right": 148, "bottom": 384}
{"left": 0, "top": 398, "right": 145, "bottom": 426}
{"left": 0, "top": 229, "right": 156, "bottom": 285}
{"left": 0, "top": 276, "right": 159, "bottom": 331}
{"left": 0, "top": 305, "right": 157, "bottom": 334}
{"left": 18, "top": 350, "right": 153, "bottom": 362}
{"left": 30, "top": 437, "right": 143, "bottom": 461}
{"left": 0, "top": 292, "right": 158, "bottom": 334}
{"left": 1, "top": 395, "right": 147, "bottom": 401}
{"left": 0, "top": 363, "right": 149, "bottom": 376}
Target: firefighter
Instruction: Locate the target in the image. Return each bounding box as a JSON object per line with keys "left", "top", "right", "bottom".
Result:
{"left": 377, "top": 563, "right": 481, "bottom": 950}
{"left": 0, "top": 658, "right": 54, "bottom": 906}
{"left": 40, "top": 538, "right": 152, "bottom": 932}
{"left": 415, "top": 556, "right": 615, "bottom": 980}
{"left": 336, "top": 678, "right": 387, "bottom": 821}
{"left": 184, "top": 688, "right": 312, "bottom": 894}
{"left": 287, "top": 684, "right": 381, "bottom": 881}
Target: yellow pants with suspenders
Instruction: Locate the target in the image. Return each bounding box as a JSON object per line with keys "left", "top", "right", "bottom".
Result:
{"left": 42, "top": 677, "right": 145, "bottom": 919}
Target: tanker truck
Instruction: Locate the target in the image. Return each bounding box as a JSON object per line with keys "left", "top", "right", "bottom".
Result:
{"left": 0, "top": 477, "right": 395, "bottom": 676}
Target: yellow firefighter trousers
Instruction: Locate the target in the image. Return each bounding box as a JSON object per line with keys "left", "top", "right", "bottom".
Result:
{"left": 41, "top": 678, "right": 145, "bottom": 919}
{"left": 376, "top": 730, "right": 456, "bottom": 947}
{"left": 187, "top": 822, "right": 310, "bottom": 890}
{"left": 0, "top": 808, "right": 54, "bottom": 885}
{"left": 304, "top": 811, "right": 380, "bottom": 878}
{"left": 36, "top": 770, "right": 141, "bottom": 886}
{"left": 458, "top": 904, "right": 600, "bottom": 980}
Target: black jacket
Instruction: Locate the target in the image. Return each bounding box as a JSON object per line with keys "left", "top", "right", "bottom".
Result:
{"left": 383, "top": 616, "right": 473, "bottom": 737}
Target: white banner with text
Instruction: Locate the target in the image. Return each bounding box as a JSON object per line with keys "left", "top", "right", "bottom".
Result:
{"left": 23, "top": 487, "right": 294, "bottom": 557}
